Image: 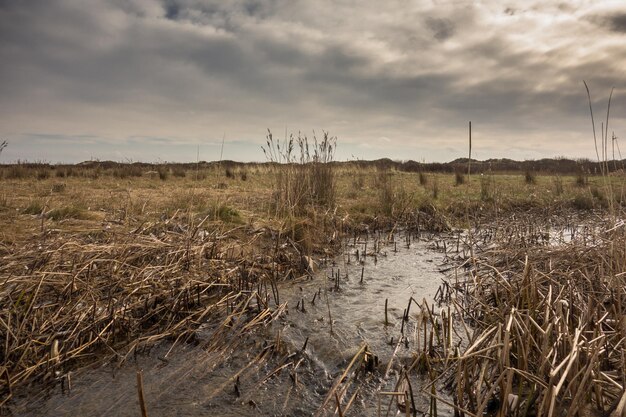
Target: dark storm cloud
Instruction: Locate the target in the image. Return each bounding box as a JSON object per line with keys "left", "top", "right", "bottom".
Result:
{"left": 586, "top": 9, "right": 626, "bottom": 34}
{"left": 0, "top": 0, "right": 625, "bottom": 163}
{"left": 608, "top": 13, "right": 626, "bottom": 33}
{"left": 164, "top": 2, "right": 179, "bottom": 20}
{"left": 426, "top": 18, "right": 455, "bottom": 41}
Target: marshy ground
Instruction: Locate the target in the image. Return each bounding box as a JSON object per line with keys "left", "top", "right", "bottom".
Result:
{"left": 1, "top": 161, "right": 625, "bottom": 416}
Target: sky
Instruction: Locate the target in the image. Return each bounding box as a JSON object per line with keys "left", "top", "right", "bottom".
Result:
{"left": 0, "top": 0, "right": 625, "bottom": 164}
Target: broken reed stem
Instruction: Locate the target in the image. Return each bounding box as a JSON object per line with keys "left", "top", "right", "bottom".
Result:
{"left": 335, "top": 392, "right": 344, "bottom": 417}
{"left": 136, "top": 370, "right": 148, "bottom": 417}
{"left": 439, "top": 215, "right": 626, "bottom": 416}
{"left": 316, "top": 344, "right": 367, "bottom": 416}
{"left": 385, "top": 298, "right": 389, "bottom": 326}
{"left": 326, "top": 293, "right": 334, "bottom": 335}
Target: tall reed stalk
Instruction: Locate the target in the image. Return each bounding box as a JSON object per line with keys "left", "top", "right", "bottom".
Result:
{"left": 584, "top": 81, "right": 618, "bottom": 215}
{"left": 262, "top": 130, "right": 337, "bottom": 217}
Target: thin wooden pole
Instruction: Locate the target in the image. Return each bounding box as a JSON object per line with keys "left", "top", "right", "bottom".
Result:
{"left": 468, "top": 121, "right": 472, "bottom": 182}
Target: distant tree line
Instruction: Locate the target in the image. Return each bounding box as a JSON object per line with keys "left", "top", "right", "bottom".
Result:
{"left": 0, "top": 156, "right": 621, "bottom": 175}
{"left": 346, "top": 157, "right": 618, "bottom": 175}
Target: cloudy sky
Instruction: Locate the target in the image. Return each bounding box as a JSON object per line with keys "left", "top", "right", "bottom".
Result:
{"left": 0, "top": 0, "right": 625, "bottom": 163}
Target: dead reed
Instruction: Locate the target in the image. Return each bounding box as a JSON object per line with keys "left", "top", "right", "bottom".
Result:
{"left": 0, "top": 214, "right": 310, "bottom": 406}
{"left": 262, "top": 130, "right": 337, "bottom": 217}
{"left": 440, "top": 216, "right": 626, "bottom": 416}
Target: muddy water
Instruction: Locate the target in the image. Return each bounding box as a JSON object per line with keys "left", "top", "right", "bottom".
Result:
{"left": 11, "top": 232, "right": 456, "bottom": 417}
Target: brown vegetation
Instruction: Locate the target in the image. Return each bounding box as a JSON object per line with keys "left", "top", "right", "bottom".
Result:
{"left": 1, "top": 154, "right": 626, "bottom": 414}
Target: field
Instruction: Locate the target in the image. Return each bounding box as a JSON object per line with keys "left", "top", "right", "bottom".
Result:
{"left": 1, "top": 160, "right": 626, "bottom": 416}
{"left": 0, "top": 163, "right": 622, "bottom": 244}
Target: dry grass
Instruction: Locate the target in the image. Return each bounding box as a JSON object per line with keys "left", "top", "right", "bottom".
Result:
{"left": 262, "top": 130, "right": 337, "bottom": 217}
{"left": 0, "top": 213, "right": 313, "bottom": 405}
{"left": 2, "top": 164, "right": 625, "bottom": 236}
{"left": 0, "top": 164, "right": 350, "bottom": 405}
{"left": 2, "top": 162, "right": 626, "bottom": 411}
{"left": 400, "top": 214, "right": 626, "bottom": 417}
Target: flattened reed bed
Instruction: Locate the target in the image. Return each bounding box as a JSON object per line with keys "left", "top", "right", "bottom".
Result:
{"left": 0, "top": 218, "right": 309, "bottom": 406}
{"left": 442, "top": 216, "right": 626, "bottom": 416}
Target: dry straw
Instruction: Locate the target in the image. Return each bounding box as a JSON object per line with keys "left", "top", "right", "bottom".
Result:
{"left": 0, "top": 215, "right": 308, "bottom": 405}
{"left": 437, "top": 215, "right": 626, "bottom": 416}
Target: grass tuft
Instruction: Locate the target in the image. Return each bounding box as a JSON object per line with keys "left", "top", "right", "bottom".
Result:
{"left": 158, "top": 168, "right": 169, "bottom": 181}
{"left": 47, "top": 205, "right": 91, "bottom": 221}
{"left": 51, "top": 183, "right": 66, "bottom": 193}
{"left": 172, "top": 167, "right": 186, "bottom": 178}
{"left": 553, "top": 175, "right": 564, "bottom": 195}
{"left": 431, "top": 175, "right": 439, "bottom": 199}
{"left": 454, "top": 171, "right": 465, "bottom": 186}
{"left": 480, "top": 174, "right": 494, "bottom": 202}
{"left": 575, "top": 171, "right": 588, "bottom": 187}
{"left": 263, "top": 129, "right": 337, "bottom": 216}
{"left": 572, "top": 194, "right": 593, "bottom": 210}
{"left": 418, "top": 171, "right": 428, "bottom": 186}
{"left": 208, "top": 204, "right": 242, "bottom": 223}
{"left": 524, "top": 170, "right": 536, "bottom": 184}
{"left": 23, "top": 200, "right": 44, "bottom": 215}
